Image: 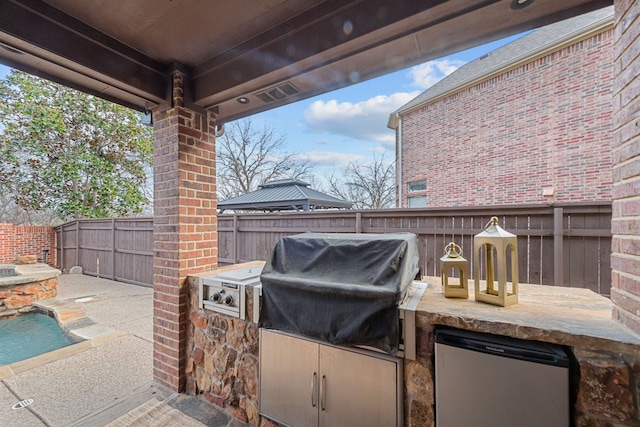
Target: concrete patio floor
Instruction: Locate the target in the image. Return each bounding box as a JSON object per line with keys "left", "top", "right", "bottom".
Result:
{"left": 0, "top": 273, "right": 246, "bottom": 427}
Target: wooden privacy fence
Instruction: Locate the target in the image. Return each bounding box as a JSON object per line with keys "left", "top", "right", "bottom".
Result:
{"left": 55, "top": 218, "right": 153, "bottom": 287}
{"left": 55, "top": 203, "right": 612, "bottom": 295}
{"left": 218, "top": 203, "right": 612, "bottom": 296}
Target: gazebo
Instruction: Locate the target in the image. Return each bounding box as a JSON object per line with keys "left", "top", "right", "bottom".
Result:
{"left": 218, "top": 179, "right": 352, "bottom": 212}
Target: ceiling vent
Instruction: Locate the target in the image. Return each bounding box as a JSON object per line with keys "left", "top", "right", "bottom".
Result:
{"left": 255, "top": 82, "right": 300, "bottom": 103}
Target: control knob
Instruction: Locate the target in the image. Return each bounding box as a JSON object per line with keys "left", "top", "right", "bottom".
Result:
{"left": 210, "top": 292, "right": 223, "bottom": 303}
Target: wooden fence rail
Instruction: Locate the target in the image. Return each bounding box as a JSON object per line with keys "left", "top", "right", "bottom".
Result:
{"left": 55, "top": 202, "right": 612, "bottom": 295}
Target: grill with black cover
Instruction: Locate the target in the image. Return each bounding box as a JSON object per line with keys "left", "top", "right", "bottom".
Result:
{"left": 259, "top": 232, "right": 419, "bottom": 355}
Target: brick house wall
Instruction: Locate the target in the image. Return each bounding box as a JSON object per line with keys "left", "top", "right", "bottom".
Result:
{"left": 611, "top": 0, "right": 640, "bottom": 335}
{"left": 0, "top": 223, "right": 56, "bottom": 266}
{"left": 399, "top": 27, "right": 614, "bottom": 208}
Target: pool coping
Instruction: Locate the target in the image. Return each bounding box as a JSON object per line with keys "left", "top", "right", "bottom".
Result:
{"left": 0, "top": 263, "right": 61, "bottom": 287}
{"left": 0, "top": 297, "right": 128, "bottom": 379}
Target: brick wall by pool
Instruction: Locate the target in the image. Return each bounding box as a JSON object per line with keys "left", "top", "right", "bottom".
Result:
{"left": 0, "top": 224, "right": 56, "bottom": 266}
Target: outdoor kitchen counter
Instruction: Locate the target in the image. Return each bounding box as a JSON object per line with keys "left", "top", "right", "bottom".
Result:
{"left": 188, "top": 263, "right": 640, "bottom": 356}
{"left": 415, "top": 277, "right": 640, "bottom": 356}
{"left": 186, "top": 265, "right": 640, "bottom": 425}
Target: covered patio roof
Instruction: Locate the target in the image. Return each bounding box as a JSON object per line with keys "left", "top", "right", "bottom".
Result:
{"left": 3, "top": 0, "right": 632, "bottom": 403}
{"left": 0, "top": 0, "right": 611, "bottom": 124}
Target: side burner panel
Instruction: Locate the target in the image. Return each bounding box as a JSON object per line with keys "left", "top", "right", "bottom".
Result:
{"left": 199, "top": 268, "right": 261, "bottom": 319}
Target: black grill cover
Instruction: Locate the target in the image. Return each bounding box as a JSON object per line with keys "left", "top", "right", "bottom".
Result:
{"left": 259, "top": 233, "right": 419, "bottom": 355}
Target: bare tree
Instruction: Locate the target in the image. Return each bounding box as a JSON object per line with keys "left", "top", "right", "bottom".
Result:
{"left": 216, "top": 119, "right": 313, "bottom": 199}
{"left": 0, "top": 194, "right": 61, "bottom": 225}
{"left": 325, "top": 154, "right": 396, "bottom": 209}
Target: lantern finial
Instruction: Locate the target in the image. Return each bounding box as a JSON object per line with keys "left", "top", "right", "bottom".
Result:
{"left": 445, "top": 242, "right": 462, "bottom": 258}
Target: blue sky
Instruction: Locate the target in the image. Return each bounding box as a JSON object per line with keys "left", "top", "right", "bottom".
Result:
{"left": 0, "top": 33, "right": 524, "bottom": 182}
{"left": 248, "top": 33, "right": 525, "bottom": 179}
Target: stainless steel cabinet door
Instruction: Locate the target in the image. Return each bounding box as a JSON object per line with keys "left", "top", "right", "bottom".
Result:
{"left": 260, "top": 329, "right": 319, "bottom": 427}
{"left": 319, "top": 345, "right": 400, "bottom": 427}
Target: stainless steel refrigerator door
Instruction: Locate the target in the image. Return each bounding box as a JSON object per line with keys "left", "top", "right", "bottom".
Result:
{"left": 435, "top": 341, "right": 569, "bottom": 427}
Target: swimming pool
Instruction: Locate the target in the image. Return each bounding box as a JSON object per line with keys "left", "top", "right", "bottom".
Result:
{"left": 0, "top": 312, "right": 78, "bottom": 366}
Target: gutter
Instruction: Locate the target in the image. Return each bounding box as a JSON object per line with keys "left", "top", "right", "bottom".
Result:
{"left": 396, "top": 114, "right": 403, "bottom": 208}
{"left": 388, "top": 111, "right": 400, "bottom": 130}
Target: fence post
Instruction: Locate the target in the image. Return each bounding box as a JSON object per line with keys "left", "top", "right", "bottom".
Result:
{"left": 60, "top": 227, "right": 64, "bottom": 271}
{"left": 233, "top": 214, "right": 238, "bottom": 264}
{"left": 356, "top": 212, "right": 362, "bottom": 233}
{"left": 554, "top": 207, "right": 564, "bottom": 286}
{"left": 75, "top": 220, "right": 80, "bottom": 267}
{"left": 112, "top": 218, "right": 116, "bottom": 280}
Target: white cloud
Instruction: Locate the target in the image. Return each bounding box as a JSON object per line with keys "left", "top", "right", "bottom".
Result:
{"left": 302, "top": 91, "right": 419, "bottom": 143}
{"left": 295, "top": 151, "right": 364, "bottom": 168}
{"left": 408, "top": 59, "right": 466, "bottom": 89}
{"left": 297, "top": 59, "right": 464, "bottom": 150}
{"left": 370, "top": 146, "right": 389, "bottom": 154}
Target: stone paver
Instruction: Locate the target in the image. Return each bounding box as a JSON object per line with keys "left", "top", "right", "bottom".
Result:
{"left": 2, "top": 330, "right": 152, "bottom": 426}
{"left": 0, "top": 273, "right": 241, "bottom": 427}
{"left": 0, "top": 382, "right": 46, "bottom": 427}
{"left": 0, "top": 274, "right": 154, "bottom": 426}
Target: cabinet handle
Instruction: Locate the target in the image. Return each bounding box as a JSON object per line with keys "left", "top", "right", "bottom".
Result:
{"left": 320, "top": 375, "right": 326, "bottom": 411}
{"left": 311, "top": 372, "right": 317, "bottom": 407}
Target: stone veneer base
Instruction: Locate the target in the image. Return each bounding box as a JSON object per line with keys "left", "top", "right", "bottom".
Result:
{"left": 405, "top": 277, "right": 640, "bottom": 427}
{"left": 0, "top": 263, "right": 61, "bottom": 319}
{"left": 188, "top": 263, "right": 640, "bottom": 426}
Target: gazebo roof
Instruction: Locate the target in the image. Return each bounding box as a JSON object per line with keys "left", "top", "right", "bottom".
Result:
{"left": 218, "top": 179, "right": 352, "bottom": 212}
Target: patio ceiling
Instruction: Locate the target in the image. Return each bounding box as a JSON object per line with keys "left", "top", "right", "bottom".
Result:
{"left": 0, "top": 0, "right": 611, "bottom": 124}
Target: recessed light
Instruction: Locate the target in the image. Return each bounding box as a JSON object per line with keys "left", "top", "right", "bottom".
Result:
{"left": 511, "top": 0, "right": 534, "bottom": 10}
{"left": 237, "top": 97, "right": 250, "bottom": 104}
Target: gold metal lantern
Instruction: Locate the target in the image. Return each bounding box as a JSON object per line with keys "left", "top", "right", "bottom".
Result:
{"left": 440, "top": 242, "right": 469, "bottom": 299}
{"left": 473, "top": 216, "right": 519, "bottom": 306}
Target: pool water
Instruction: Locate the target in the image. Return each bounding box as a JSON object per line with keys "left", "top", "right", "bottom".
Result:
{"left": 0, "top": 266, "right": 18, "bottom": 277}
{"left": 0, "top": 312, "right": 78, "bottom": 365}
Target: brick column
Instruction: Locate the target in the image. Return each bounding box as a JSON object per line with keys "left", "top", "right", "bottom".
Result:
{"left": 0, "top": 224, "right": 13, "bottom": 264}
{"left": 611, "top": 0, "right": 640, "bottom": 334}
{"left": 152, "top": 71, "right": 218, "bottom": 391}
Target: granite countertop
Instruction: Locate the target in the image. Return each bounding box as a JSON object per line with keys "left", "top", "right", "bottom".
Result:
{"left": 188, "top": 261, "right": 265, "bottom": 281}
{"left": 187, "top": 262, "right": 640, "bottom": 356}
{"left": 417, "top": 277, "right": 640, "bottom": 356}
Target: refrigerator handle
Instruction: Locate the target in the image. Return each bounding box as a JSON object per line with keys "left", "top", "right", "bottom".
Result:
{"left": 311, "top": 372, "right": 317, "bottom": 407}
